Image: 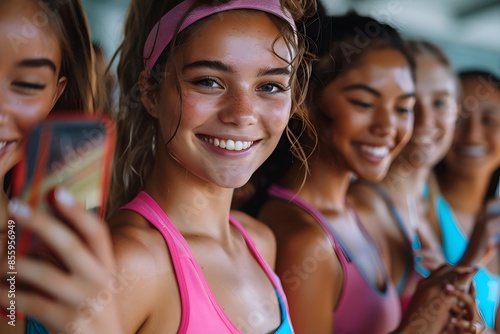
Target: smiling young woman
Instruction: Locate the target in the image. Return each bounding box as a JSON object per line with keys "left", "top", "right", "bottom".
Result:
{"left": 1, "top": 0, "right": 317, "bottom": 333}
{"left": 348, "top": 40, "right": 460, "bottom": 313}
{"left": 436, "top": 70, "right": 500, "bottom": 330}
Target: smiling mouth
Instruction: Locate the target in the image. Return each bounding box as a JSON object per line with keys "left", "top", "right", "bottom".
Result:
{"left": 456, "top": 146, "right": 487, "bottom": 157}
{"left": 360, "top": 145, "right": 390, "bottom": 158}
{"left": 411, "top": 136, "right": 436, "bottom": 146}
{"left": 198, "top": 136, "right": 254, "bottom": 151}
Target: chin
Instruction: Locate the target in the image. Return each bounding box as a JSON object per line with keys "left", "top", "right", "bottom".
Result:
{"left": 209, "top": 174, "right": 252, "bottom": 190}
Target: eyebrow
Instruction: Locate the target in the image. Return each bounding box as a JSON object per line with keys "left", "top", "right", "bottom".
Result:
{"left": 257, "top": 67, "right": 291, "bottom": 77}
{"left": 182, "top": 60, "right": 291, "bottom": 77}
{"left": 342, "top": 84, "right": 415, "bottom": 99}
{"left": 183, "top": 60, "right": 234, "bottom": 73}
{"left": 433, "top": 90, "right": 452, "bottom": 96}
{"left": 16, "top": 58, "right": 57, "bottom": 72}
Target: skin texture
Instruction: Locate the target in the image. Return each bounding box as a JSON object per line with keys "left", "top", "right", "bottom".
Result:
{"left": 349, "top": 54, "right": 459, "bottom": 299}
{"left": 259, "top": 47, "right": 416, "bottom": 334}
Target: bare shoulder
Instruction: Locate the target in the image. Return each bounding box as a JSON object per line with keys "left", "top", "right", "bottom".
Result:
{"left": 230, "top": 210, "right": 276, "bottom": 268}
{"left": 258, "top": 198, "right": 343, "bottom": 318}
{"left": 106, "top": 210, "right": 181, "bottom": 332}
{"left": 258, "top": 198, "right": 340, "bottom": 274}
{"left": 109, "top": 210, "right": 174, "bottom": 276}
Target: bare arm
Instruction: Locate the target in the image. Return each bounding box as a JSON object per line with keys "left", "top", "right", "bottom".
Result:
{"left": 259, "top": 201, "right": 342, "bottom": 334}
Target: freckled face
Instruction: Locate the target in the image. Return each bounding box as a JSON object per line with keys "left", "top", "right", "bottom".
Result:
{"left": 151, "top": 11, "right": 293, "bottom": 188}
{"left": 444, "top": 77, "right": 500, "bottom": 177}
{"left": 0, "top": 1, "right": 66, "bottom": 179}
{"left": 398, "top": 55, "right": 458, "bottom": 169}
{"left": 315, "top": 48, "right": 415, "bottom": 181}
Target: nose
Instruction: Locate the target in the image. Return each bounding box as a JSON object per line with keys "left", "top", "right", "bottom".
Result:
{"left": 370, "top": 105, "right": 397, "bottom": 138}
{"left": 413, "top": 100, "right": 435, "bottom": 130}
{"left": 460, "top": 112, "right": 483, "bottom": 144}
{"left": 218, "top": 88, "right": 258, "bottom": 127}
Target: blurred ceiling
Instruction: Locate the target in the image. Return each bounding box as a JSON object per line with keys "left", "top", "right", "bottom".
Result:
{"left": 81, "top": 0, "right": 500, "bottom": 72}
{"left": 321, "top": 0, "right": 500, "bottom": 52}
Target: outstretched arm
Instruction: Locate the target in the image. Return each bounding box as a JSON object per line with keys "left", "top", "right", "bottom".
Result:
{"left": 275, "top": 226, "right": 341, "bottom": 334}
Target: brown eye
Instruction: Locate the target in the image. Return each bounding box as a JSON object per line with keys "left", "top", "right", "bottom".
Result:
{"left": 396, "top": 107, "right": 412, "bottom": 114}
{"left": 258, "top": 83, "right": 285, "bottom": 94}
{"left": 195, "top": 78, "right": 220, "bottom": 88}
{"left": 433, "top": 99, "right": 447, "bottom": 109}
{"left": 348, "top": 99, "right": 372, "bottom": 109}
{"left": 12, "top": 81, "right": 46, "bottom": 91}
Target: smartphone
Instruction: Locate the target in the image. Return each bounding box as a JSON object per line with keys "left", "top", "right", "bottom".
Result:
{"left": 11, "top": 114, "right": 115, "bottom": 258}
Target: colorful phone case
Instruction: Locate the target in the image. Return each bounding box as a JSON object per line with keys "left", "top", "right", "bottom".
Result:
{"left": 12, "top": 114, "right": 115, "bottom": 258}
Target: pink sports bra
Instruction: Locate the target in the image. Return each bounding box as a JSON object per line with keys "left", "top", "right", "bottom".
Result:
{"left": 268, "top": 185, "right": 401, "bottom": 334}
{"left": 121, "top": 191, "right": 293, "bottom": 334}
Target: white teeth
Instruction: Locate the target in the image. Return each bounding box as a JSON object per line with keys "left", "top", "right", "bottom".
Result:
{"left": 458, "top": 146, "right": 487, "bottom": 157}
{"left": 360, "top": 145, "right": 389, "bottom": 158}
{"left": 412, "top": 136, "right": 434, "bottom": 145}
{"left": 201, "top": 137, "right": 253, "bottom": 151}
{"left": 0, "top": 141, "right": 6, "bottom": 151}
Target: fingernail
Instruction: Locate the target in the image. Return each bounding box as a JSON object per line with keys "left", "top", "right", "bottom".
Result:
{"left": 55, "top": 188, "right": 76, "bottom": 207}
{"left": 450, "top": 317, "right": 457, "bottom": 324}
{"left": 444, "top": 283, "right": 455, "bottom": 292}
{"left": 8, "top": 199, "right": 32, "bottom": 219}
{"left": 414, "top": 255, "right": 423, "bottom": 262}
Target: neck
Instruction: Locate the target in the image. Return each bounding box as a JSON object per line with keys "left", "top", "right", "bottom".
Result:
{"left": 145, "top": 158, "right": 234, "bottom": 240}
{"left": 438, "top": 170, "right": 490, "bottom": 214}
{"left": 381, "top": 160, "right": 430, "bottom": 199}
{"left": 281, "top": 150, "right": 351, "bottom": 213}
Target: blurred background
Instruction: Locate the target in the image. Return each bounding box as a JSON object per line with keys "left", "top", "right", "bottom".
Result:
{"left": 81, "top": 0, "right": 500, "bottom": 74}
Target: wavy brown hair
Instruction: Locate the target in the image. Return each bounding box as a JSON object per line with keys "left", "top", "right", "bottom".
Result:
{"left": 37, "top": 0, "right": 98, "bottom": 112}
{"left": 107, "top": 0, "right": 317, "bottom": 216}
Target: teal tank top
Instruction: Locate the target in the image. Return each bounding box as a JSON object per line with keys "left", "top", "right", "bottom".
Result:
{"left": 432, "top": 189, "right": 500, "bottom": 329}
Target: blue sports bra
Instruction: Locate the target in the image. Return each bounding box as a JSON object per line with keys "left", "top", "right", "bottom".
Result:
{"left": 430, "top": 188, "right": 500, "bottom": 329}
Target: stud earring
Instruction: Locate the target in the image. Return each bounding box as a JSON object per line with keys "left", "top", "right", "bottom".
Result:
{"left": 151, "top": 125, "right": 157, "bottom": 156}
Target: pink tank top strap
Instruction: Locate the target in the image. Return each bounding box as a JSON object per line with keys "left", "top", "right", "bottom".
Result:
{"left": 121, "top": 191, "right": 241, "bottom": 333}
{"left": 121, "top": 193, "right": 192, "bottom": 329}
{"left": 121, "top": 191, "right": 293, "bottom": 333}
{"left": 229, "top": 216, "right": 289, "bottom": 309}
{"left": 268, "top": 184, "right": 401, "bottom": 333}
{"left": 267, "top": 184, "right": 350, "bottom": 268}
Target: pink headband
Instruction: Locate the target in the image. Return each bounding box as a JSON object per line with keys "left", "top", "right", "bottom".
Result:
{"left": 143, "top": 0, "right": 296, "bottom": 70}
